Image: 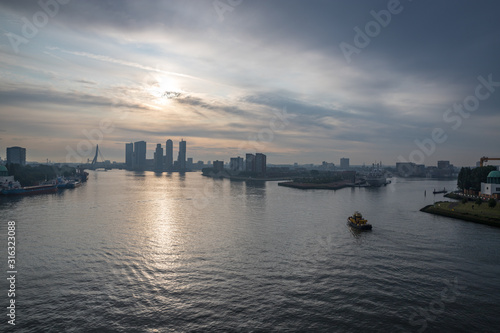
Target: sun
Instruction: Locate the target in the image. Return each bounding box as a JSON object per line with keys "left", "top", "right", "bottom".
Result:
{"left": 144, "top": 73, "right": 183, "bottom": 105}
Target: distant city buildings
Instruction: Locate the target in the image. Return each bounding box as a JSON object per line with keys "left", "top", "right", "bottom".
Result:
{"left": 245, "top": 153, "right": 255, "bottom": 172}
{"left": 321, "top": 161, "right": 335, "bottom": 170}
{"left": 230, "top": 156, "right": 244, "bottom": 172}
{"left": 213, "top": 160, "right": 224, "bottom": 172}
{"left": 396, "top": 161, "right": 455, "bottom": 178}
{"left": 121, "top": 141, "right": 271, "bottom": 175}
{"left": 165, "top": 139, "right": 173, "bottom": 171}
{"left": 178, "top": 139, "right": 186, "bottom": 171}
{"left": 154, "top": 144, "right": 164, "bottom": 172}
{"left": 396, "top": 162, "right": 425, "bottom": 177}
{"left": 340, "top": 158, "right": 349, "bottom": 169}
{"left": 125, "top": 143, "right": 133, "bottom": 169}
{"left": 255, "top": 153, "right": 267, "bottom": 174}
{"left": 6, "top": 146, "right": 26, "bottom": 166}
{"left": 133, "top": 141, "right": 147, "bottom": 171}
{"left": 124, "top": 139, "right": 193, "bottom": 172}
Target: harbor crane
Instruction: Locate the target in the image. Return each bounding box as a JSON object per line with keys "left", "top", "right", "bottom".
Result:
{"left": 479, "top": 156, "right": 500, "bottom": 167}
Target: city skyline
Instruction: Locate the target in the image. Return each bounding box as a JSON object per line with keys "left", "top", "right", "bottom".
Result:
{"left": 1, "top": 1, "right": 500, "bottom": 166}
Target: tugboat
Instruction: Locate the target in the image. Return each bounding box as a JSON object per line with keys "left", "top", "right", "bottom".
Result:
{"left": 347, "top": 211, "right": 372, "bottom": 230}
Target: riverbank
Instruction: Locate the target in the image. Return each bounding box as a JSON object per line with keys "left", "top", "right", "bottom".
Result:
{"left": 421, "top": 201, "right": 500, "bottom": 228}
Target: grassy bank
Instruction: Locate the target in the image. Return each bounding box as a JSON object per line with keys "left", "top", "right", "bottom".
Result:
{"left": 421, "top": 201, "right": 500, "bottom": 228}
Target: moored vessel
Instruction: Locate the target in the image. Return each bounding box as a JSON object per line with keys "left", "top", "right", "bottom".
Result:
{"left": 366, "top": 169, "right": 387, "bottom": 187}
{"left": 1, "top": 184, "right": 58, "bottom": 196}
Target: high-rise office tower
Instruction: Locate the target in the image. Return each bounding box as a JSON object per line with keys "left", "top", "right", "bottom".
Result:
{"left": 245, "top": 153, "right": 255, "bottom": 172}
{"left": 177, "top": 139, "right": 186, "bottom": 171}
{"left": 154, "top": 143, "right": 164, "bottom": 172}
{"left": 255, "top": 153, "right": 267, "bottom": 174}
{"left": 165, "top": 139, "right": 173, "bottom": 171}
{"left": 133, "top": 141, "right": 147, "bottom": 171}
{"left": 125, "top": 143, "right": 133, "bottom": 169}
{"left": 340, "top": 158, "right": 350, "bottom": 169}
{"left": 230, "top": 156, "right": 245, "bottom": 171}
{"left": 6, "top": 146, "right": 26, "bottom": 166}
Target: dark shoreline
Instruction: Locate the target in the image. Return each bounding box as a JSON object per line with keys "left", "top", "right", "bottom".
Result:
{"left": 420, "top": 203, "right": 500, "bottom": 228}
{"left": 277, "top": 180, "right": 351, "bottom": 190}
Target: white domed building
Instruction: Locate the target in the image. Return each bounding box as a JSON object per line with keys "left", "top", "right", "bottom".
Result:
{"left": 0, "top": 165, "right": 21, "bottom": 191}
{"left": 480, "top": 170, "right": 500, "bottom": 200}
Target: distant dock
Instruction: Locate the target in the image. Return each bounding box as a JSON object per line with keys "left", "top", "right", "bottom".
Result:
{"left": 277, "top": 180, "right": 352, "bottom": 190}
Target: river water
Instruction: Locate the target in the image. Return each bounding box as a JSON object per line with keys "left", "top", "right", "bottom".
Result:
{"left": 1, "top": 170, "right": 499, "bottom": 332}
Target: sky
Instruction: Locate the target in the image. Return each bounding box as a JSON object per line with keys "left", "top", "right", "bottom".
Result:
{"left": 0, "top": 0, "right": 499, "bottom": 167}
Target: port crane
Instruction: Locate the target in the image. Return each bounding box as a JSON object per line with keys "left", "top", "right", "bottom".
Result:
{"left": 479, "top": 156, "right": 500, "bottom": 167}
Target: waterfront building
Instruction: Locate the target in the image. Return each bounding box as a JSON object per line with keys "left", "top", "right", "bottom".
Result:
{"left": 125, "top": 143, "right": 133, "bottom": 169}
{"left": 245, "top": 153, "right": 255, "bottom": 172}
{"left": 255, "top": 153, "right": 267, "bottom": 174}
{"left": 431, "top": 160, "right": 454, "bottom": 178}
{"left": 165, "top": 139, "right": 173, "bottom": 171}
{"left": 213, "top": 160, "right": 224, "bottom": 172}
{"left": 438, "top": 160, "right": 450, "bottom": 169}
{"left": 340, "top": 158, "right": 349, "bottom": 169}
{"left": 6, "top": 146, "right": 26, "bottom": 166}
{"left": 187, "top": 157, "right": 193, "bottom": 170}
{"left": 397, "top": 162, "right": 414, "bottom": 177}
{"left": 154, "top": 144, "right": 164, "bottom": 172}
{"left": 133, "top": 141, "right": 147, "bottom": 171}
{"left": 480, "top": 170, "right": 500, "bottom": 199}
{"left": 230, "top": 156, "right": 245, "bottom": 172}
{"left": 178, "top": 139, "right": 186, "bottom": 171}
{"left": 0, "top": 165, "right": 17, "bottom": 189}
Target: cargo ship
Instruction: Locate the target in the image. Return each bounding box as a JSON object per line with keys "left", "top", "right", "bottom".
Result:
{"left": 1, "top": 184, "right": 58, "bottom": 196}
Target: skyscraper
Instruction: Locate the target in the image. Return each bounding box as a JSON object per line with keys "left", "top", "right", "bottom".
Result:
{"left": 6, "top": 146, "right": 26, "bottom": 166}
{"left": 246, "top": 153, "right": 255, "bottom": 172}
{"left": 230, "top": 156, "right": 245, "bottom": 171}
{"left": 154, "top": 143, "right": 164, "bottom": 172}
{"left": 177, "top": 139, "right": 186, "bottom": 171}
{"left": 125, "top": 143, "right": 133, "bottom": 169}
{"left": 165, "top": 139, "right": 173, "bottom": 171}
{"left": 340, "top": 158, "right": 350, "bottom": 169}
{"left": 255, "top": 153, "right": 266, "bottom": 174}
{"left": 133, "top": 141, "right": 147, "bottom": 171}
{"left": 255, "top": 153, "right": 267, "bottom": 174}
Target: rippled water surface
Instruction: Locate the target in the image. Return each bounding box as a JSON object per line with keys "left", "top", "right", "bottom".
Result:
{"left": 1, "top": 171, "right": 500, "bottom": 332}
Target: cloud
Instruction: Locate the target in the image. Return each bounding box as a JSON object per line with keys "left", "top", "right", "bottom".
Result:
{"left": 0, "top": 0, "right": 499, "bottom": 165}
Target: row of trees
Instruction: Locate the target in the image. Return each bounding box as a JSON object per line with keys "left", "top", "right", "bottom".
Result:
{"left": 462, "top": 197, "right": 497, "bottom": 208}
{"left": 457, "top": 166, "right": 496, "bottom": 191}
{"left": 6, "top": 163, "right": 76, "bottom": 186}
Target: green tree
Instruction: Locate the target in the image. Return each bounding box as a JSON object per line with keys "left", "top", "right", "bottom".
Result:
{"left": 475, "top": 198, "right": 483, "bottom": 206}
{"left": 488, "top": 199, "right": 497, "bottom": 208}
{"left": 457, "top": 166, "right": 496, "bottom": 191}
{"left": 461, "top": 198, "right": 468, "bottom": 204}
{"left": 457, "top": 167, "right": 472, "bottom": 190}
